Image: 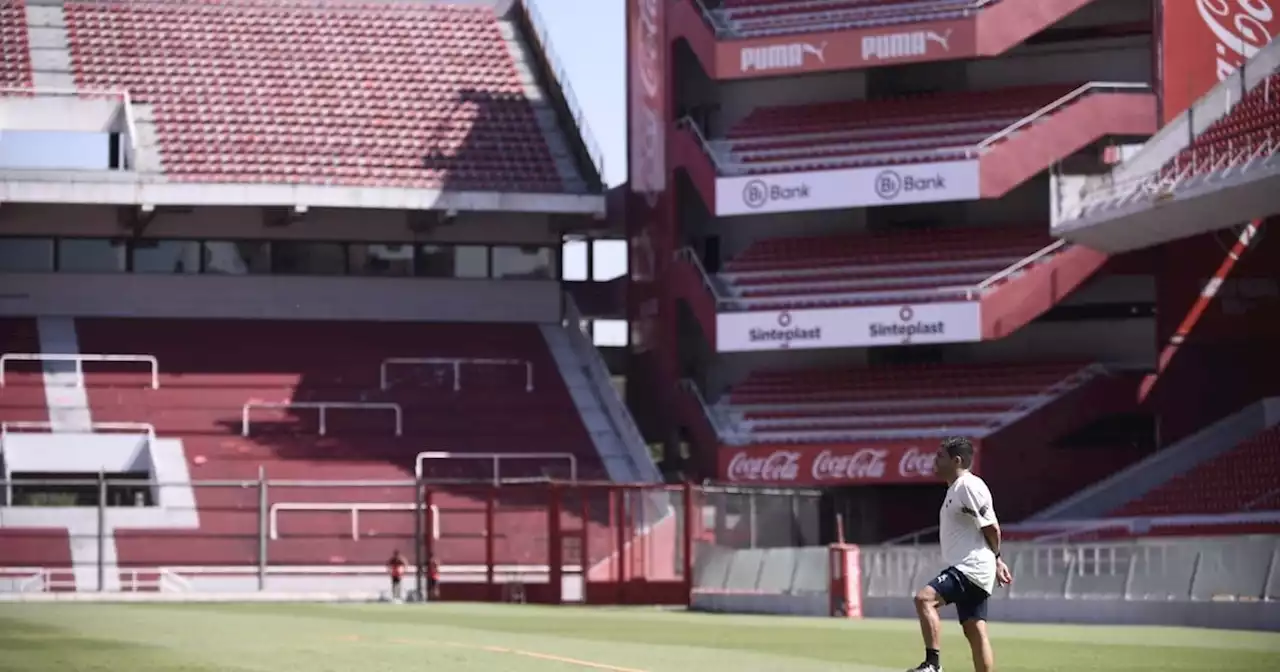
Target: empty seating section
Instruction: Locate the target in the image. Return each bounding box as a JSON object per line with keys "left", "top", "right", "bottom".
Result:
{"left": 1113, "top": 427, "right": 1280, "bottom": 517}
{"left": 63, "top": 0, "right": 564, "bottom": 191}
{"left": 714, "top": 0, "right": 994, "bottom": 37}
{"left": 717, "top": 84, "right": 1075, "bottom": 175}
{"left": 719, "top": 362, "right": 1087, "bottom": 441}
{"left": 720, "top": 226, "right": 1053, "bottom": 309}
{"left": 1, "top": 0, "right": 32, "bottom": 88}
{"left": 3, "top": 319, "right": 602, "bottom": 570}
{"left": 1162, "top": 74, "right": 1280, "bottom": 180}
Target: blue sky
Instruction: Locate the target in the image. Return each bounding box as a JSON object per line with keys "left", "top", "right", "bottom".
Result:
{"left": 528, "top": 0, "right": 627, "bottom": 188}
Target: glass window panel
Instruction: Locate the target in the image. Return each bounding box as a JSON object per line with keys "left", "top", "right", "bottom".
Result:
{"left": 562, "top": 239, "right": 588, "bottom": 281}
{"left": 592, "top": 239, "right": 627, "bottom": 281}
{"left": 493, "top": 245, "right": 555, "bottom": 280}
{"left": 131, "top": 240, "right": 201, "bottom": 274}
{"left": 202, "top": 241, "right": 271, "bottom": 275}
{"left": 272, "top": 241, "right": 346, "bottom": 275}
{"left": 350, "top": 243, "right": 414, "bottom": 277}
{"left": 59, "top": 238, "right": 126, "bottom": 273}
{"left": 418, "top": 244, "right": 489, "bottom": 279}
{"left": 591, "top": 319, "right": 629, "bottom": 347}
{"left": 0, "top": 238, "right": 54, "bottom": 272}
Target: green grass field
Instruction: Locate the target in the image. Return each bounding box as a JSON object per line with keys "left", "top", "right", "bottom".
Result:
{"left": 0, "top": 602, "right": 1277, "bottom": 672}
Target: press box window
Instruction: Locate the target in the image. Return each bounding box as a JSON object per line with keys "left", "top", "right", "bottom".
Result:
{"left": 59, "top": 238, "right": 126, "bottom": 273}
{"left": 132, "top": 240, "right": 201, "bottom": 274}
{"left": 0, "top": 238, "right": 54, "bottom": 272}
{"left": 493, "top": 245, "right": 556, "bottom": 280}
{"left": 202, "top": 241, "right": 272, "bottom": 275}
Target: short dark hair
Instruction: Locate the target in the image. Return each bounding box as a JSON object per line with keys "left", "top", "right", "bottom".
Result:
{"left": 940, "top": 436, "right": 975, "bottom": 468}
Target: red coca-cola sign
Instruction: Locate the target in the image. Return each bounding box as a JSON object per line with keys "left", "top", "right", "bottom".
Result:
{"left": 1161, "top": 0, "right": 1279, "bottom": 122}
{"left": 721, "top": 442, "right": 971, "bottom": 486}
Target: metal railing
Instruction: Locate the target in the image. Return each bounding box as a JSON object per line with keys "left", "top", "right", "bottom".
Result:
{"left": 0, "top": 353, "right": 159, "bottom": 389}
{"left": 380, "top": 357, "right": 534, "bottom": 393}
{"left": 976, "top": 82, "right": 1151, "bottom": 151}
{"left": 1, "top": 420, "right": 157, "bottom": 444}
{"left": 0, "top": 86, "right": 140, "bottom": 171}
{"left": 268, "top": 502, "right": 439, "bottom": 541}
{"left": 967, "top": 240, "right": 1067, "bottom": 299}
{"left": 414, "top": 450, "right": 578, "bottom": 484}
{"left": 1065, "top": 133, "right": 1279, "bottom": 220}
{"left": 240, "top": 401, "right": 403, "bottom": 437}
{"left": 522, "top": 0, "right": 605, "bottom": 184}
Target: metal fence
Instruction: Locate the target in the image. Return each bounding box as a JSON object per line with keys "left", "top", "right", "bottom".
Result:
{"left": 0, "top": 476, "right": 699, "bottom": 599}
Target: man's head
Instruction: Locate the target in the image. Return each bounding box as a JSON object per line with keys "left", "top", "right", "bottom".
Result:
{"left": 934, "top": 436, "right": 975, "bottom": 481}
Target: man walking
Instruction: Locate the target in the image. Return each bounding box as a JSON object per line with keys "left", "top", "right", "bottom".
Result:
{"left": 909, "top": 437, "right": 1012, "bottom": 672}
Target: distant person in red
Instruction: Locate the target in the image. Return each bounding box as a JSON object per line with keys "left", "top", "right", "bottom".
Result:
{"left": 427, "top": 553, "right": 441, "bottom": 600}
{"left": 387, "top": 550, "right": 407, "bottom": 602}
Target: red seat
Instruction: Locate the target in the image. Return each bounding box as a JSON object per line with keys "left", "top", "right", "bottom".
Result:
{"left": 1113, "top": 427, "right": 1280, "bottom": 517}
{"left": 0, "top": 0, "right": 33, "bottom": 88}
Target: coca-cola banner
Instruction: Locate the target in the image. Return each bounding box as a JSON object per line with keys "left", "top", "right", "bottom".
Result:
{"left": 722, "top": 443, "right": 969, "bottom": 486}
{"left": 1161, "top": 0, "right": 1279, "bottom": 123}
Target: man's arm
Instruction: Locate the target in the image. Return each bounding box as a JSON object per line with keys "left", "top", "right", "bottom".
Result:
{"left": 980, "top": 523, "right": 1001, "bottom": 557}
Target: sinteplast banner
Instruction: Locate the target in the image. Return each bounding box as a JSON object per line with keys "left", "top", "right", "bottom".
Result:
{"left": 715, "top": 302, "right": 982, "bottom": 352}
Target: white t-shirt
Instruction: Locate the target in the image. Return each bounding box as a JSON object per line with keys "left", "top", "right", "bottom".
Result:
{"left": 939, "top": 471, "right": 999, "bottom": 594}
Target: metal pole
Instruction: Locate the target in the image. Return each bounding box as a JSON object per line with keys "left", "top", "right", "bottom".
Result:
{"left": 257, "top": 465, "right": 268, "bottom": 591}
{"left": 98, "top": 470, "right": 107, "bottom": 592}
{"left": 748, "top": 491, "right": 758, "bottom": 549}
{"left": 414, "top": 481, "right": 425, "bottom": 601}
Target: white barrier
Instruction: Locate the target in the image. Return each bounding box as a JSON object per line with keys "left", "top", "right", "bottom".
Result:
{"left": 268, "top": 502, "right": 439, "bottom": 541}
{"left": 0, "top": 420, "right": 156, "bottom": 444}
{"left": 414, "top": 451, "right": 578, "bottom": 484}
{"left": 380, "top": 357, "right": 533, "bottom": 392}
{"left": 0, "top": 353, "right": 159, "bottom": 389}
{"left": 241, "top": 402, "right": 403, "bottom": 437}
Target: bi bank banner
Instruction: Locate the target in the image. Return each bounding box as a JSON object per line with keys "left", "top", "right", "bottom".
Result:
{"left": 715, "top": 160, "right": 980, "bottom": 216}
{"left": 715, "top": 302, "right": 982, "bottom": 352}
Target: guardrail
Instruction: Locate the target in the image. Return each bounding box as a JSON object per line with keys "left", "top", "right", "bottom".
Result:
{"left": 968, "top": 240, "right": 1066, "bottom": 299}
{"left": 976, "top": 82, "right": 1152, "bottom": 150}
{"left": 414, "top": 451, "right": 578, "bottom": 484}
{"left": 0, "top": 353, "right": 159, "bottom": 389}
{"left": 380, "top": 357, "right": 533, "bottom": 393}
{"left": 1065, "top": 133, "right": 1279, "bottom": 221}
{"left": 1, "top": 420, "right": 156, "bottom": 444}
{"left": 268, "top": 502, "right": 439, "bottom": 541}
{"left": 0, "top": 86, "right": 140, "bottom": 170}
{"left": 241, "top": 402, "right": 403, "bottom": 437}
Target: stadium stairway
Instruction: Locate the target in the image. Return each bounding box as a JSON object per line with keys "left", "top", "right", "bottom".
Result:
{"left": 1009, "top": 397, "right": 1280, "bottom": 541}
{"left": 675, "top": 82, "right": 1156, "bottom": 215}
{"left": 670, "top": 0, "right": 1104, "bottom": 80}
{"left": 0, "top": 316, "right": 656, "bottom": 591}
{"left": 672, "top": 225, "right": 1110, "bottom": 351}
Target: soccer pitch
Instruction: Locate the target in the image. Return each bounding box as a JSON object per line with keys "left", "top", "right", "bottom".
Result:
{"left": 1, "top": 603, "right": 1277, "bottom": 672}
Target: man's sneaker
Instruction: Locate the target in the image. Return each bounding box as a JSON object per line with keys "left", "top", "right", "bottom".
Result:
{"left": 908, "top": 663, "right": 941, "bottom": 672}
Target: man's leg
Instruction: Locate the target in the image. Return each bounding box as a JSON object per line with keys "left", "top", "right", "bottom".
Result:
{"left": 913, "top": 585, "right": 943, "bottom": 669}
{"left": 961, "top": 619, "right": 994, "bottom": 672}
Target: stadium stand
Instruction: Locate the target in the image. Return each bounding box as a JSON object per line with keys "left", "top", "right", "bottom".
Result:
{"left": 1113, "top": 426, "right": 1280, "bottom": 518}
{"left": 715, "top": 225, "right": 1054, "bottom": 310}
{"left": 0, "top": 0, "right": 32, "bottom": 88}
{"left": 61, "top": 0, "right": 568, "bottom": 190}
{"left": 1055, "top": 38, "right": 1280, "bottom": 253}
{"left": 714, "top": 361, "right": 1096, "bottom": 444}
{"left": 718, "top": 84, "right": 1078, "bottom": 174}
